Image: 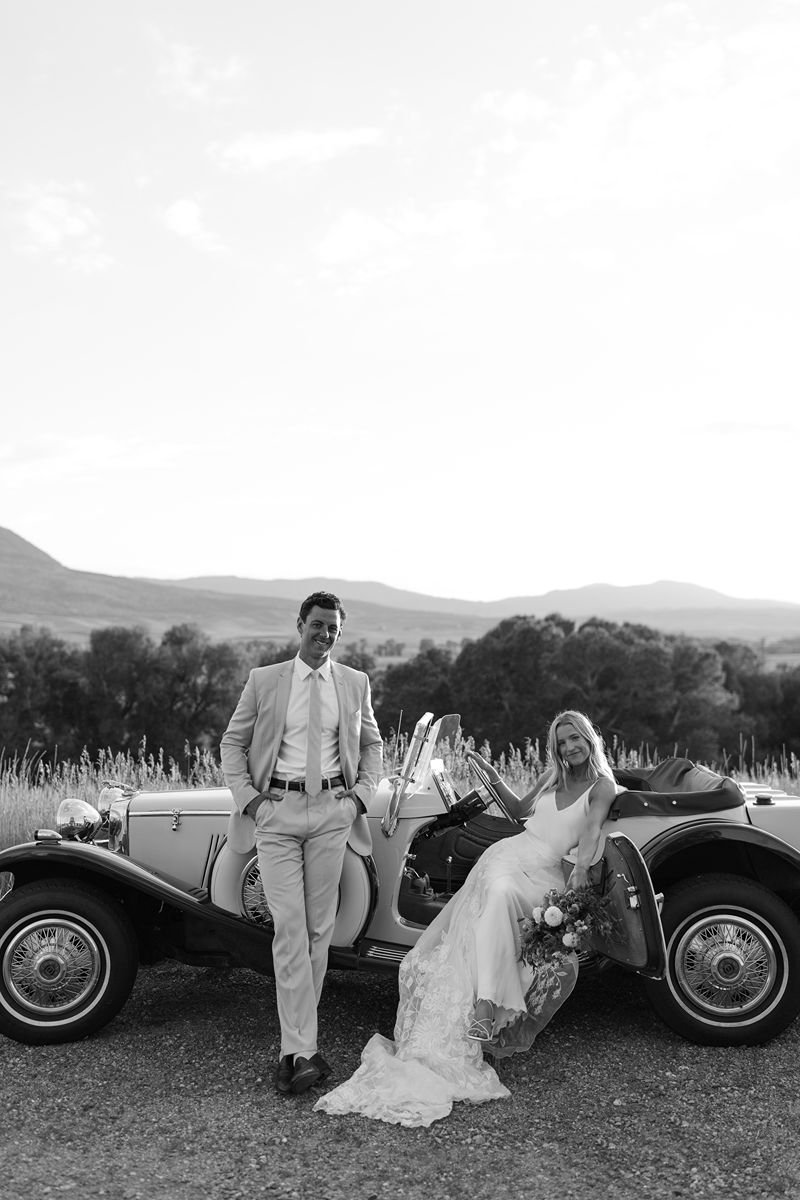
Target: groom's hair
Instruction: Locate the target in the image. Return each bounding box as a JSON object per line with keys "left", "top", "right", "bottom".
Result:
{"left": 299, "top": 591, "right": 347, "bottom": 624}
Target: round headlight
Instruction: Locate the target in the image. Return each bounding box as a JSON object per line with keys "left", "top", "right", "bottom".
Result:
{"left": 56, "top": 798, "right": 103, "bottom": 842}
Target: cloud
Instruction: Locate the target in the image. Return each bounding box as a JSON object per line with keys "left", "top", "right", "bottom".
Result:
{"left": 474, "top": 89, "right": 552, "bottom": 124}
{"left": 162, "top": 198, "right": 225, "bottom": 253}
{"left": 500, "top": 14, "right": 800, "bottom": 216}
{"left": 0, "top": 433, "right": 184, "bottom": 485}
{"left": 698, "top": 420, "right": 797, "bottom": 437}
{"left": 317, "top": 209, "right": 402, "bottom": 271}
{"left": 568, "top": 245, "right": 619, "bottom": 272}
{"left": 11, "top": 182, "right": 113, "bottom": 272}
{"left": 209, "top": 127, "right": 385, "bottom": 172}
{"left": 316, "top": 198, "right": 495, "bottom": 287}
{"left": 152, "top": 34, "right": 246, "bottom": 106}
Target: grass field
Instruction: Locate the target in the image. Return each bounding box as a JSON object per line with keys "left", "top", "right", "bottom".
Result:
{"left": 1, "top": 735, "right": 798, "bottom": 850}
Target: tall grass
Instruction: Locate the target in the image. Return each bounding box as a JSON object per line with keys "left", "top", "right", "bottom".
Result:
{"left": 0, "top": 742, "right": 225, "bottom": 850}
{"left": 1, "top": 736, "right": 798, "bottom": 851}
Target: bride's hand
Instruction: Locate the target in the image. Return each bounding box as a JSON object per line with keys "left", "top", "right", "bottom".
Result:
{"left": 465, "top": 750, "right": 502, "bottom": 787}
{"left": 567, "top": 866, "right": 589, "bottom": 890}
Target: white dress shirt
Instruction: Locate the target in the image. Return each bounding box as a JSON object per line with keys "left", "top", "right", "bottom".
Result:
{"left": 274, "top": 657, "right": 342, "bottom": 782}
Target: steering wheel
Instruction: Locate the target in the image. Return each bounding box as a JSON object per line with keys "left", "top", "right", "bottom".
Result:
{"left": 465, "top": 758, "right": 525, "bottom": 827}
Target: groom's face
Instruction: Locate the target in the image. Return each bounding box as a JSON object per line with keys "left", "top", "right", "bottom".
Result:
{"left": 297, "top": 604, "right": 342, "bottom": 668}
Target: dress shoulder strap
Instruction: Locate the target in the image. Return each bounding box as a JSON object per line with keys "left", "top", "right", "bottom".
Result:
{"left": 579, "top": 781, "right": 595, "bottom": 806}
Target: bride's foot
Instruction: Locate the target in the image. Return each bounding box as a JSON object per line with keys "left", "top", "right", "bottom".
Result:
{"left": 466, "top": 1017, "right": 494, "bottom": 1042}
{"left": 466, "top": 1000, "right": 495, "bottom": 1042}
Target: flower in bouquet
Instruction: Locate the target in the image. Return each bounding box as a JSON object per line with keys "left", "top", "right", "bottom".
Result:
{"left": 518, "top": 884, "right": 615, "bottom": 1016}
{"left": 519, "top": 885, "right": 615, "bottom": 971}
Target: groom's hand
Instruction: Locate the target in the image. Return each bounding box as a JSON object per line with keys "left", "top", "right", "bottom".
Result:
{"left": 335, "top": 786, "right": 366, "bottom": 815}
{"left": 244, "top": 795, "right": 266, "bottom": 821}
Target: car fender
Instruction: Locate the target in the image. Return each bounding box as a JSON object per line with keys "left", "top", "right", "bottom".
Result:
{"left": 639, "top": 819, "right": 800, "bottom": 893}
{"left": 0, "top": 839, "right": 272, "bottom": 967}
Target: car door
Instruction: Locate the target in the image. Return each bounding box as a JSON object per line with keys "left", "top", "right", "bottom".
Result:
{"left": 585, "top": 832, "right": 667, "bottom": 979}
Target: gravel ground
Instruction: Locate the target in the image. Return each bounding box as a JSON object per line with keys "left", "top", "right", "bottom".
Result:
{"left": 1, "top": 961, "right": 798, "bottom": 1200}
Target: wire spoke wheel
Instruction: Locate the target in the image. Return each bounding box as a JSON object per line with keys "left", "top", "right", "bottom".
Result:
{"left": 675, "top": 916, "right": 776, "bottom": 1015}
{"left": 0, "top": 880, "right": 138, "bottom": 1044}
{"left": 644, "top": 873, "right": 800, "bottom": 1046}
{"left": 5, "top": 918, "right": 104, "bottom": 1015}
{"left": 241, "top": 862, "right": 273, "bottom": 928}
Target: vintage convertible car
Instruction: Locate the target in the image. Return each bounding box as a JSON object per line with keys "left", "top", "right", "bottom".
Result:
{"left": 1, "top": 712, "right": 799, "bottom": 1050}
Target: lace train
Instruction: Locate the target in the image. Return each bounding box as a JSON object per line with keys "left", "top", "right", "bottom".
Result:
{"left": 315, "top": 820, "right": 579, "bottom": 1127}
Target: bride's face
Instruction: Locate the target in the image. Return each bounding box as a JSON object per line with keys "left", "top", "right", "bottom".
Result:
{"left": 557, "top": 722, "right": 590, "bottom": 769}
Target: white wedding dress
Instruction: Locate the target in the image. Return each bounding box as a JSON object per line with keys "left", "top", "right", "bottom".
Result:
{"left": 314, "top": 786, "right": 592, "bottom": 1127}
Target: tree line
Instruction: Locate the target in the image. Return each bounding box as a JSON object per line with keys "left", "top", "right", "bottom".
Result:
{"left": 0, "top": 616, "right": 798, "bottom": 771}
{"left": 376, "top": 615, "right": 800, "bottom": 768}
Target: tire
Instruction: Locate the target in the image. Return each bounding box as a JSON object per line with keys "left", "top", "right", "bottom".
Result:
{"left": 644, "top": 873, "right": 800, "bottom": 1046}
{"left": 0, "top": 878, "right": 138, "bottom": 1045}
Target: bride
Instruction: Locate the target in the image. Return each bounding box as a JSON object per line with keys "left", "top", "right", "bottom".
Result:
{"left": 314, "top": 710, "right": 618, "bottom": 1127}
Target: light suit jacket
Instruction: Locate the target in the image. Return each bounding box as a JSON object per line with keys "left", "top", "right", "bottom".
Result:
{"left": 220, "top": 658, "right": 383, "bottom": 856}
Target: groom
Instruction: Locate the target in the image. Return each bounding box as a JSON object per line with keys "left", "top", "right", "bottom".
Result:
{"left": 221, "top": 591, "right": 382, "bottom": 1095}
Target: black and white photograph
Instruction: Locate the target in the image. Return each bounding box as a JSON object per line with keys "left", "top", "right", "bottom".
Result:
{"left": 1, "top": 3, "right": 799, "bottom": 1198}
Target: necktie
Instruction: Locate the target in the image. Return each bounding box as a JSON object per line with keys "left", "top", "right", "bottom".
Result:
{"left": 305, "top": 672, "right": 322, "bottom": 796}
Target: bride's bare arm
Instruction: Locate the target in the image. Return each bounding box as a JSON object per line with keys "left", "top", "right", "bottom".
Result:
{"left": 465, "top": 750, "right": 544, "bottom": 820}
{"left": 566, "top": 778, "right": 617, "bottom": 889}
{"left": 491, "top": 776, "right": 534, "bottom": 820}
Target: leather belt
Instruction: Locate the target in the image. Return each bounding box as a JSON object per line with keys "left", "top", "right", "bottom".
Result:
{"left": 269, "top": 775, "right": 345, "bottom": 792}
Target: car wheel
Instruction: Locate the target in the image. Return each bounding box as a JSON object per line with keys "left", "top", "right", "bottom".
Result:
{"left": 0, "top": 878, "right": 138, "bottom": 1045}
{"left": 210, "top": 844, "right": 373, "bottom": 947}
{"left": 644, "top": 873, "right": 800, "bottom": 1046}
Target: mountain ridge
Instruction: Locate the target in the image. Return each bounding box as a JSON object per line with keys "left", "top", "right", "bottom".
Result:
{"left": 165, "top": 573, "right": 799, "bottom": 617}
{"left": 2, "top": 526, "right": 799, "bottom": 646}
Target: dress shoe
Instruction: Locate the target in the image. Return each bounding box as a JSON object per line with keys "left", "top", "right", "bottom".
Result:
{"left": 290, "top": 1055, "right": 321, "bottom": 1094}
{"left": 310, "top": 1053, "right": 331, "bottom": 1083}
{"left": 275, "top": 1054, "right": 294, "bottom": 1095}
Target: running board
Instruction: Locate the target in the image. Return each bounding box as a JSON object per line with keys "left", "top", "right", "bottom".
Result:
{"left": 357, "top": 940, "right": 411, "bottom": 968}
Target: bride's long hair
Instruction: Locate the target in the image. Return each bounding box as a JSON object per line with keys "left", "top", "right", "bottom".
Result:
{"left": 539, "top": 710, "right": 615, "bottom": 793}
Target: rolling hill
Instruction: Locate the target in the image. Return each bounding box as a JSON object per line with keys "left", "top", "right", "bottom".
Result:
{"left": 2, "top": 526, "right": 800, "bottom": 647}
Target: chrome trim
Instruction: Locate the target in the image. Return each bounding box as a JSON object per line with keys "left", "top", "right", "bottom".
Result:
{"left": 128, "top": 810, "right": 232, "bottom": 819}
{"left": 671, "top": 913, "right": 781, "bottom": 1018}
{"left": 381, "top": 712, "right": 434, "bottom": 837}
{"left": 360, "top": 943, "right": 409, "bottom": 964}
{"left": 2, "top": 915, "right": 105, "bottom": 1017}
{"left": 201, "top": 834, "right": 224, "bottom": 893}
{"left": 57, "top": 799, "right": 103, "bottom": 842}
{"left": 107, "top": 798, "right": 131, "bottom": 854}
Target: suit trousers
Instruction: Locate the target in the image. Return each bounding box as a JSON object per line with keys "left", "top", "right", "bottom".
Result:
{"left": 255, "top": 785, "right": 357, "bottom": 1058}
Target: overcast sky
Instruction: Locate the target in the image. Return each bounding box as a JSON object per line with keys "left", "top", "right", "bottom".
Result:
{"left": 2, "top": 1, "right": 798, "bottom": 603}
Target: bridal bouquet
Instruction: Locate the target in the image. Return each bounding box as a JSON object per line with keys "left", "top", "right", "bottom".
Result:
{"left": 519, "top": 885, "right": 614, "bottom": 971}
